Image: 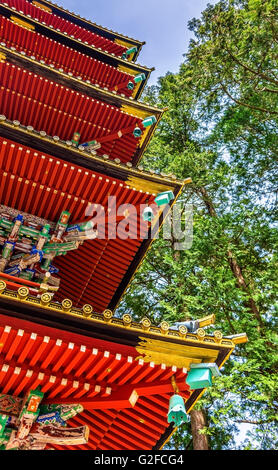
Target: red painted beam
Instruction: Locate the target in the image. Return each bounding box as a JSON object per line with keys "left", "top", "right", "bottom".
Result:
{"left": 44, "top": 387, "right": 137, "bottom": 410}
{"left": 42, "top": 379, "right": 189, "bottom": 409}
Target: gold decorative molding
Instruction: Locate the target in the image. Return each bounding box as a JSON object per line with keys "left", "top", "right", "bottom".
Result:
{"left": 103, "top": 309, "right": 113, "bottom": 322}
{"left": 122, "top": 313, "right": 132, "bottom": 326}
{"left": 11, "top": 16, "right": 35, "bottom": 31}
{"left": 0, "top": 285, "right": 243, "bottom": 348}
{"left": 199, "top": 314, "right": 215, "bottom": 328}
{"left": 126, "top": 176, "right": 173, "bottom": 195}
{"left": 160, "top": 321, "right": 170, "bottom": 334}
{"left": 61, "top": 298, "right": 73, "bottom": 312}
{"left": 214, "top": 330, "right": 223, "bottom": 342}
{"left": 40, "top": 292, "right": 52, "bottom": 306}
{"left": 0, "top": 280, "right": 7, "bottom": 293}
{"left": 118, "top": 64, "right": 140, "bottom": 77}
{"left": 17, "top": 286, "right": 29, "bottom": 300}
{"left": 32, "top": 1, "right": 52, "bottom": 12}
{"left": 82, "top": 304, "right": 93, "bottom": 318}
{"left": 226, "top": 333, "right": 248, "bottom": 345}
{"left": 136, "top": 337, "right": 221, "bottom": 369}
{"left": 121, "top": 105, "right": 150, "bottom": 121}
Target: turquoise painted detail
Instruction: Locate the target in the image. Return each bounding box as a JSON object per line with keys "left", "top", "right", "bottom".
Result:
{"left": 134, "top": 73, "right": 146, "bottom": 83}
{"left": 186, "top": 363, "right": 221, "bottom": 390}
{"left": 0, "top": 415, "right": 9, "bottom": 438}
{"left": 127, "top": 81, "right": 135, "bottom": 90}
{"left": 154, "top": 191, "right": 175, "bottom": 206}
{"left": 186, "top": 367, "right": 212, "bottom": 389}
{"left": 133, "top": 127, "right": 142, "bottom": 138}
{"left": 142, "top": 115, "right": 157, "bottom": 128}
{"left": 167, "top": 394, "right": 189, "bottom": 427}
{"left": 122, "top": 46, "right": 138, "bottom": 59}
{"left": 143, "top": 207, "right": 154, "bottom": 222}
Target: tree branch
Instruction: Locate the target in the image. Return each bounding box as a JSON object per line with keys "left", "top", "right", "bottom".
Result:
{"left": 224, "top": 45, "right": 278, "bottom": 87}
{"left": 220, "top": 82, "right": 278, "bottom": 115}
{"left": 235, "top": 418, "right": 277, "bottom": 425}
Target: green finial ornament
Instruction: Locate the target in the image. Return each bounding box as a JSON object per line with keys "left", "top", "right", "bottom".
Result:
{"left": 142, "top": 115, "right": 157, "bottom": 128}
{"left": 134, "top": 73, "right": 146, "bottom": 83}
{"left": 142, "top": 207, "right": 154, "bottom": 222}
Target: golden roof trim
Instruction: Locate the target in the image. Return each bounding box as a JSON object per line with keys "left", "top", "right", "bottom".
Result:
{"left": 0, "top": 283, "right": 243, "bottom": 349}
{"left": 33, "top": 0, "right": 145, "bottom": 47}
{"left": 0, "top": 44, "right": 162, "bottom": 116}
{"left": 0, "top": 116, "right": 187, "bottom": 188}
{"left": 0, "top": 3, "right": 150, "bottom": 72}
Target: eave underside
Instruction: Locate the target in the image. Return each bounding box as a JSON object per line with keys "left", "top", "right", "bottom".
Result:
{"left": 0, "top": 309, "right": 234, "bottom": 450}
{"left": 3, "top": 0, "right": 128, "bottom": 58}
{"left": 27, "top": 0, "right": 145, "bottom": 60}
{"left": 0, "top": 136, "right": 166, "bottom": 311}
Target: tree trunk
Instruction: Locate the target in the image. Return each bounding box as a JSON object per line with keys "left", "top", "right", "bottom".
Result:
{"left": 190, "top": 409, "right": 209, "bottom": 450}
{"left": 227, "top": 249, "right": 263, "bottom": 330}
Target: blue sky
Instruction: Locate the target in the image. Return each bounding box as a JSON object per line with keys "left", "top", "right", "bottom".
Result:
{"left": 55, "top": 0, "right": 216, "bottom": 85}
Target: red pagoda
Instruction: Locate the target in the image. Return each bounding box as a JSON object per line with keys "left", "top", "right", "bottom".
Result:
{"left": 0, "top": 0, "right": 247, "bottom": 451}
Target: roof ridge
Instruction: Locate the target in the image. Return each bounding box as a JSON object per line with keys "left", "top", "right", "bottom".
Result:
{"left": 32, "top": 0, "right": 145, "bottom": 47}
{"left": 0, "top": 115, "right": 186, "bottom": 186}
{"left": 0, "top": 3, "right": 152, "bottom": 73}
{"left": 0, "top": 281, "right": 245, "bottom": 347}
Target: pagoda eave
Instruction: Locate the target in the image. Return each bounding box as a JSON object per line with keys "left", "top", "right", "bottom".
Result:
{"left": 0, "top": 289, "right": 237, "bottom": 359}
{"left": 29, "top": 0, "right": 146, "bottom": 62}
{"left": 0, "top": 117, "right": 184, "bottom": 192}
{"left": 0, "top": 45, "right": 163, "bottom": 123}
{"left": 0, "top": 288, "right": 238, "bottom": 450}
{"left": 0, "top": 2, "right": 151, "bottom": 99}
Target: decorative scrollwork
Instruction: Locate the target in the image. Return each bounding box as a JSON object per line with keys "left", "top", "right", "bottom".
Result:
{"left": 0, "top": 280, "right": 6, "bottom": 293}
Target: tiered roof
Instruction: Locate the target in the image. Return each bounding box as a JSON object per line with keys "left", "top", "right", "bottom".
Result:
{"left": 27, "top": 0, "right": 145, "bottom": 61}
{"left": 0, "top": 45, "right": 162, "bottom": 164}
{"left": 0, "top": 0, "right": 247, "bottom": 452}
{"left": 0, "top": 287, "right": 246, "bottom": 450}
{"left": 0, "top": 116, "right": 186, "bottom": 311}
{"left": 0, "top": 0, "right": 151, "bottom": 99}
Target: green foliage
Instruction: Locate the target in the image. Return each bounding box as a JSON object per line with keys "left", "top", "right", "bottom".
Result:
{"left": 117, "top": 0, "right": 278, "bottom": 450}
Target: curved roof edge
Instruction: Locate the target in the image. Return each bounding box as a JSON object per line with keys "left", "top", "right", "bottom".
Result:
{"left": 28, "top": 0, "right": 146, "bottom": 61}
